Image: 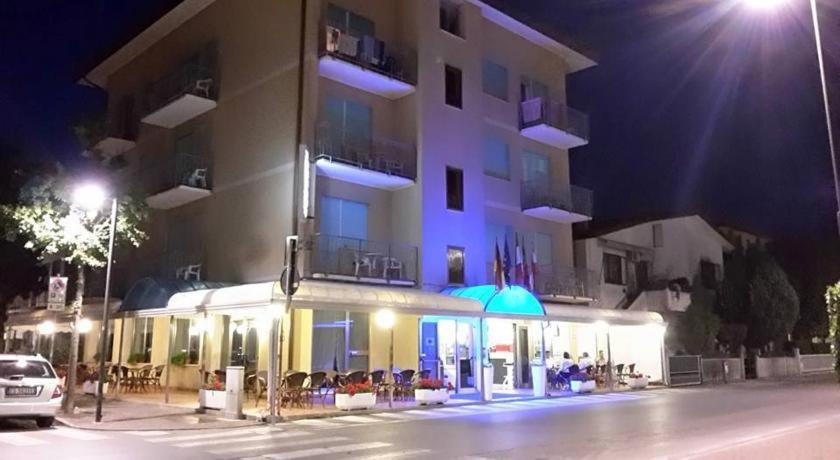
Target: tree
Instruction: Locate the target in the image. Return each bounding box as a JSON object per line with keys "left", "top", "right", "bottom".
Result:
{"left": 746, "top": 251, "right": 800, "bottom": 349}
{"left": 675, "top": 276, "right": 721, "bottom": 355}
{"left": 1, "top": 171, "right": 147, "bottom": 412}
{"left": 826, "top": 282, "right": 840, "bottom": 380}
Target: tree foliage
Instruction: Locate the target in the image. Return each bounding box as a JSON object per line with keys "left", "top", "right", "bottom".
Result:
{"left": 826, "top": 281, "right": 840, "bottom": 379}
{"left": 675, "top": 276, "right": 721, "bottom": 355}
{"left": 746, "top": 251, "right": 799, "bottom": 348}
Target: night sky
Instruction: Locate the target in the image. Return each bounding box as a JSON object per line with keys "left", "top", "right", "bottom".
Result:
{"left": 1, "top": 0, "right": 838, "bottom": 240}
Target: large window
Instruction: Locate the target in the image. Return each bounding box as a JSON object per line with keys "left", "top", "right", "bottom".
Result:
{"left": 327, "top": 3, "right": 375, "bottom": 36}
{"left": 483, "top": 137, "right": 510, "bottom": 180}
{"left": 439, "top": 0, "right": 462, "bottom": 37}
{"left": 522, "top": 151, "right": 550, "bottom": 185}
{"left": 445, "top": 65, "right": 463, "bottom": 109}
{"left": 131, "top": 318, "right": 154, "bottom": 363}
{"left": 311, "top": 311, "right": 369, "bottom": 372}
{"left": 482, "top": 60, "right": 508, "bottom": 101}
{"left": 603, "top": 253, "right": 625, "bottom": 285}
{"left": 229, "top": 321, "right": 259, "bottom": 368}
{"left": 320, "top": 196, "right": 368, "bottom": 240}
{"left": 173, "top": 318, "right": 201, "bottom": 365}
{"left": 520, "top": 76, "right": 549, "bottom": 102}
{"left": 324, "top": 96, "right": 372, "bottom": 158}
{"left": 446, "top": 167, "right": 464, "bottom": 211}
{"left": 447, "top": 246, "right": 466, "bottom": 285}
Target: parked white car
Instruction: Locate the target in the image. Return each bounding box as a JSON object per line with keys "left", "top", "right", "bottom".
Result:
{"left": 0, "top": 354, "right": 62, "bottom": 427}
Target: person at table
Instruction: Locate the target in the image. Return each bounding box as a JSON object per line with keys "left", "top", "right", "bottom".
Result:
{"left": 578, "top": 352, "right": 594, "bottom": 371}
{"left": 559, "top": 352, "right": 575, "bottom": 373}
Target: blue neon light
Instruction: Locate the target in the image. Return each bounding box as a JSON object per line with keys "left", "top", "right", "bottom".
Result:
{"left": 443, "top": 285, "right": 545, "bottom": 316}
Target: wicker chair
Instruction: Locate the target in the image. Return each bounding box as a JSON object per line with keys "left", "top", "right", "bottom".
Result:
{"left": 280, "top": 371, "right": 308, "bottom": 408}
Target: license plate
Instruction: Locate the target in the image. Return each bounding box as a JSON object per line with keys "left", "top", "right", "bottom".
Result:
{"left": 5, "top": 387, "right": 38, "bottom": 397}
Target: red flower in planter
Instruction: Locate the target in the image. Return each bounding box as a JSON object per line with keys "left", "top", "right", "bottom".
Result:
{"left": 337, "top": 382, "right": 373, "bottom": 396}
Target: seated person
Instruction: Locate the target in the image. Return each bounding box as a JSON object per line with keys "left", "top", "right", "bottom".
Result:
{"left": 560, "top": 352, "right": 575, "bottom": 373}
{"left": 578, "top": 352, "right": 594, "bottom": 371}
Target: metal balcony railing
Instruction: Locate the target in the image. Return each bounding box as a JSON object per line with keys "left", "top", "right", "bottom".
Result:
{"left": 143, "top": 49, "right": 218, "bottom": 117}
{"left": 319, "top": 23, "right": 417, "bottom": 86}
{"left": 308, "top": 234, "right": 418, "bottom": 285}
{"left": 521, "top": 181, "right": 593, "bottom": 217}
{"left": 485, "top": 262, "right": 600, "bottom": 300}
{"left": 144, "top": 152, "right": 212, "bottom": 196}
{"left": 160, "top": 250, "right": 205, "bottom": 281}
{"left": 519, "top": 97, "right": 589, "bottom": 142}
{"left": 314, "top": 122, "right": 416, "bottom": 180}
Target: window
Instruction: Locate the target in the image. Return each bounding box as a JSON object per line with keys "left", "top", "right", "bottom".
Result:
{"left": 447, "top": 247, "right": 466, "bottom": 285}
{"left": 700, "top": 261, "right": 721, "bottom": 289}
{"left": 0, "top": 359, "right": 56, "bottom": 379}
{"left": 320, "top": 196, "right": 368, "bottom": 239}
{"left": 652, "top": 223, "right": 663, "bottom": 248}
{"left": 131, "top": 318, "right": 154, "bottom": 363}
{"left": 603, "top": 253, "right": 624, "bottom": 285}
{"left": 445, "top": 65, "right": 463, "bottom": 109}
{"left": 311, "top": 311, "right": 369, "bottom": 372}
{"left": 327, "top": 3, "right": 375, "bottom": 36}
{"left": 520, "top": 77, "right": 549, "bottom": 102}
{"left": 324, "top": 97, "right": 372, "bottom": 158}
{"left": 229, "top": 321, "right": 258, "bottom": 367}
{"left": 446, "top": 167, "right": 464, "bottom": 211}
{"left": 439, "top": 0, "right": 462, "bottom": 37}
{"left": 522, "top": 151, "right": 550, "bottom": 185}
{"left": 483, "top": 137, "right": 510, "bottom": 180}
{"left": 173, "top": 318, "right": 201, "bottom": 365}
{"left": 482, "top": 60, "right": 508, "bottom": 101}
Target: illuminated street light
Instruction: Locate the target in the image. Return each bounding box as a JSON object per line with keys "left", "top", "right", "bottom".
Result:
{"left": 72, "top": 183, "right": 107, "bottom": 212}
{"left": 36, "top": 320, "right": 56, "bottom": 336}
{"left": 742, "top": 0, "right": 786, "bottom": 10}
{"left": 76, "top": 318, "right": 93, "bottom": 334}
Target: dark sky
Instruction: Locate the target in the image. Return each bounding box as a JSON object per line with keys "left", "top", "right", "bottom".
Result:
{"left": 1, "top": 0, "right": 838, "bottom": 240}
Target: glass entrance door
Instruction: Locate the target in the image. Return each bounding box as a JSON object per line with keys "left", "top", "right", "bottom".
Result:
{"left": 457, "top": 322, "right": 475, "bottom": 389}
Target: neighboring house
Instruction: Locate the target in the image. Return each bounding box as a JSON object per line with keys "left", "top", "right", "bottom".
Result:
{"left": 574, "top": 215, "right": 735, "bottom": 312}
{"left": 716, "top": 224, "right": 772, "bottom": 250}
{"left": 7, "top": 0, "right": 669, "bottom": 394}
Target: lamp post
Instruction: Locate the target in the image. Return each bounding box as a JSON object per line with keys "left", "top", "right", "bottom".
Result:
{"left": 745, "top": 0, "right": 840, "bottom": 236}
{"left": 375, "top": 309, "right": 396, "bottom": 408}
{"left": 74, "top": 183, "right": 118, "bottom": 423}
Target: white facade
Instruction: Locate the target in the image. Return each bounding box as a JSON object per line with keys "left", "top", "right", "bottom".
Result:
{"left": 574, "top": 215, "right": 734, "bottom": 312}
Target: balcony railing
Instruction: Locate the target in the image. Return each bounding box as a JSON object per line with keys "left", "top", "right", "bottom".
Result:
{"left": 160, "top": 249, "right": 205, "bottom": 281}
{"left": 485, "top": 263, "right": 599, "bottom": 300}
{"left": 519, "top": 98, "right": 589, "bottom": 148}
{"left": 141, "top": 46, "right": 218, "bottom": 128}
{"left": 314, "top": 122, "right": 416, "bottom": 189}
{"left": 319, "top": 24, "right": 417, "bottom": 99}
{"left": 144, "top": 152, "right": 212, "bottom": 209}
{"left": 308, "top": 234, "right": 418, "bottom": 286}
{"left": 521, "top": 182, "right": 593, "bottom": 223}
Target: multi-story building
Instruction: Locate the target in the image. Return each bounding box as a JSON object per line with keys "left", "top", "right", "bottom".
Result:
{"left": 574, "top": 215, "right": 735, "bottom": 313}
{"left": 6, "top": 0, "right": 667, "bottom": 403}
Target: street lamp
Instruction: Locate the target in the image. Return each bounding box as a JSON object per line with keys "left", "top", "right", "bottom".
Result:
{"left": 744, "top": 0, "right": 840, "bottom": 236}
{"left": 375, "top": 309, "right": 396, "bottom": 408}
{"left": 74, "top": 183, "right": 118, "bottom": 423}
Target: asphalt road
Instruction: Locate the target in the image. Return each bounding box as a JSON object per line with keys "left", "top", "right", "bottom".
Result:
{"left": 2, "top": 377, "right": 840, "bottom": 459}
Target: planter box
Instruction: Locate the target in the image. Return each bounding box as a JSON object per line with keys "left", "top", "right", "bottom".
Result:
{"left": 415, "top": 389, "right": 450, "bottom": 405}
{"left": 82, "top": 381, "right": 108, "bottom": 395}
{"left": 570, "top": 379, "right": 596, "bottom": 394}
{"left": 335, "top": 392, "right": 376, "bottom": 411}
{"left": 199, "top": 389, "right": 226, "bottom": 410}
{"left": 627, "top": 376, "right": 649, "bottom": 390}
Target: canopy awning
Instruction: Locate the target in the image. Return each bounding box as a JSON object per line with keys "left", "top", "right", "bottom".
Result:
{"left": 6, "top": 298, "right": 122, "bottom": 329}
{"left": 126, "top": 279, "right": 484, "bottom": 318}
{"left": 543, "top": 303, "right": 663, "bottom": 325}
{"left": 120, "top": 277, "right": 231, "bottom": 312}
{"left": 443, "top": 285, "right": 545, "bottom": 316}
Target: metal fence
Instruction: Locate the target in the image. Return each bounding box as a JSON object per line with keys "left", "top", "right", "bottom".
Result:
{"left": 319, "top": 23, "right": 417, "bottom": 86}
{"left": 519, "top": 97, "right": 589, "bottom": 142}
{"left": 143, "top": 46, "right": 217, "bottom": 116}
{"left": 800, "top": 353, "right": 834, "bottom": 374}
{"left": 701, "top": 358, "right": 745, "bottom": 383}
{"left": 668, "top": 355, "right": 702, "bottom": 386}
{"left": 314, "top": 122, "right": 417, "bottom": 180}
{"left": 521, "top": 181, "right": 593, "bottom": 218}
{"left": 308, "top": 234, "right": 418, "bottom": 285}
{"left": 144, "top": 152, "right": 213, "bottom": 196}
{"left": 483, "top": 262, "right": 600, "bottom": 300}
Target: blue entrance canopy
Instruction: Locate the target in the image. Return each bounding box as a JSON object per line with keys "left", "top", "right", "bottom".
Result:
{"left": 442, "top": 285, "right": 545, "bottom": 316}
{"left": 120, "top": 277, "right": 230, "bottom": 312}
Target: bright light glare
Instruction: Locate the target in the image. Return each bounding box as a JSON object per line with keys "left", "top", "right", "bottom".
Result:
{"left": 15, "top": 359, "right": 27, "bottom": 368}
{"left": 594, "top": 320, "right": 610, "bottom": 332}
{"left": 375, "top": 309, "right": 395, "bottom": 330}
{"left": 73, "top": 183, "right": 106, "bottom": 212}
{"left": 37, "top": 320, "right": 56, "bottom": 335}
{"left": 77, "top": 318, "right": 93, "bottom": 333}
{"left": 742, "top": 0, "right": 787, "bottom": 11}
{"left": 235, "top": 323, "right": 248, "bottom": 335}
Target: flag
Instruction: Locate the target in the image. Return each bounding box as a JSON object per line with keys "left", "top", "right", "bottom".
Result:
{"left": 503, "top": 238, "right": 512, "bottom": 285}
{"left": 493, "top": 239, "right": 506, "bottom": 291}
{"left": 522, "top": 236, "right": 531, "bottom": 290}
{"left": 530, "top": 244, "right": 538, "bottom": 291}
{"left": 514, "top": 233, "right": 524, "bottom": 285}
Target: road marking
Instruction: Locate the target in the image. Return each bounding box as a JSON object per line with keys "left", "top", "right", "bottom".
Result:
{"left": 291, "top": 418, "right": 348, "bottom": 428}
{"left": 257, "top": 441, "right": 391, "bottom": 459}
{"left": 209, "top": 435, "right": 348, "bottom": 455}
{"left": 148, "top": 427, "right": 267, "bottom": 443}
{"left": 334, "top": 415, "right": 382, "bottom": 424}
{"left": 0, "top": 433, "right": 46, "bottom": 446}
{"left": 371, "top": 412, "right": 417, "bottom": 419}
{"left": 123, "top": 430, "right": 170, "bottom": 436}
{"left": 47, "top": 428, "right": 110, "bottom": 441}
{"left": 174, "top": 433, "right": 276, "bottom": 448}
{"left": 355, "top": 448, "right": 433, "bottom": 459}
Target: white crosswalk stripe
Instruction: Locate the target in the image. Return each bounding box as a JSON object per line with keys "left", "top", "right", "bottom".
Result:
{"left": 147, "top": 427, "right": 278, "bottom": 443}
{"left": 0, "top": 432, "right": 47, "bottom": 446}
{"left": 123, "top": 430, "right": 170, "bottom": 436}
{"left": 334, "top": 415, "right": 382, "bottom": 424}
{"left": 256, "top": 441, "right": 392, "bottom": 459}
{"left": 291, "top": 418, "right": 349, "bottom": 428}
{"left": 355, "top": 449, "right": 433, "bottom": 459}
{"left": 208, "top": 435, "right": 349, "bottom": 455}
{"left": 46, "top": 428, "right": 110, "bottom": 441}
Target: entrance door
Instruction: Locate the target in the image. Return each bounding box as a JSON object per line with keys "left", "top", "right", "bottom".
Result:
{"left": 516, "top": 325, "right": 531, "bottom": 387}
{"left": 457, "top": 322, "right": 475, "bottom": 389}
{"left": 420, "top": 322, "right": 440, "bottom": 380}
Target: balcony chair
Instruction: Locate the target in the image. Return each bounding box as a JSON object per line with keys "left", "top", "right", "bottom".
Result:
{"left": 353, "top": 253, "right": 376, "bottom": 277}
{"left": 186, "top": 168, "right": 208, "bottom": 189}
{"left": 193, "top": 78, "right": 213, "bottom": 98}
{"left": 382, "top": 257, "right": 404, "bottom": 280}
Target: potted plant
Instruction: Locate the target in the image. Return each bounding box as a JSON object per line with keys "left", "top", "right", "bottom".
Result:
{"left": 127, "top": 353, "right": 146, "bottom": 365}
{"left": 335, "top": 382, "right": 376, "bottom": 410}
{"left": 414, "top": 379, "right": 453, "bottom": 405}
{"left": 170, "top": 351, "right": 188, "bottom": 367}
{"left": 198, "top": 374, "right": 226, "bottom": 410}
{"left": 627, "top": 372, "right": 649, "bottom": 390}
{"left": 570, "top": 372, "right": 596, "bottom": 394}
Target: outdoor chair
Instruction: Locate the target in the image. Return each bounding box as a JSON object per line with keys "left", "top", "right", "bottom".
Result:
{"left": 193, "top": 78, "right": 213, "bottom": 98}
{"left": 353, "top": 253, "right": 376, "bottom": 277}
{"left": 396, "top": 369, "right": 415, "bottom": 400}
{"left": 148, "top": 365, "right": 165, "bottom": 390}
{"left": 418, "top": 369, "right": 431, "bottom": 380}
{"left": 280, "top": 371, "right": 308, "bottom": 409}
{"left": 186, "top": 168, "right": 208, "bottom": 189}
{"left": 615, "top": 364, "right": 625, "bottom": 384}
{"left": 245, "top": 370, "right": 268, "bottom": 406}
{"left": 369, "top": 369, "right": 386, "bottom": 400}
{"left": 343, "top": 369, "right": 368, "bottom": 385}
{"left": 137, "top": 365, "right": 153, "bottom": 392}
{"left": 382, "top": 257, "right": 404, "bottom": 280}
{"left": 303, "top": 371, "right": 329, "bottom": 408}
{"left": 118, "top": 365, "right": 133, "bottom": 392}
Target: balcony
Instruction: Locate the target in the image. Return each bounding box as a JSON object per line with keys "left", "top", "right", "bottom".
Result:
{"left": 161, "top": 249, "right": 205, "bottom": 281}
{"left": 521, "top": 182, "right": 593, "bottom": 224}
{"left": 314, "top": 123, "right": 416, "bottom": 190}
{"left": 319, "top": 25, "right": 416, "bottom": 99}
{"left": 142, "top": 61, "right": 217, "bottom": 128}
{"left": 307, "top": 234, "right": 418, "bottom": 286}
{"left": 145, "top": 153, "right": 212, "bottom": 210}
{"left": 519, "top": 98, "right": 589, "bottom": 149}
